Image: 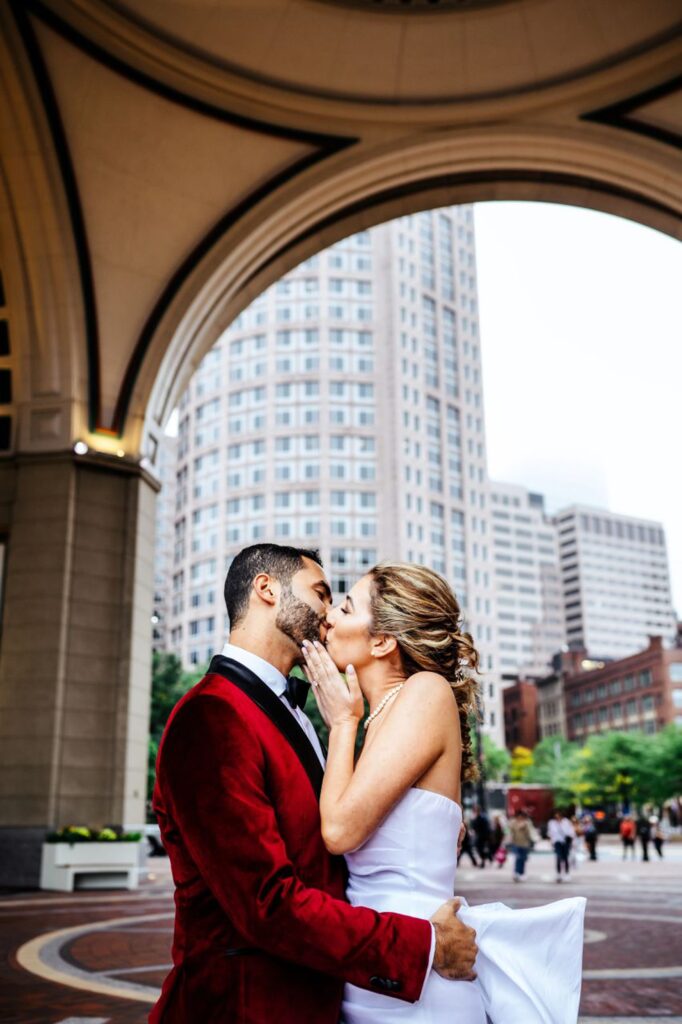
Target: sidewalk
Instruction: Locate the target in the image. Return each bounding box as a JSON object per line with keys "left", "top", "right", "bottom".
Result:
{"left": 1, "top": 851, "right": 681, "bottom": 1022}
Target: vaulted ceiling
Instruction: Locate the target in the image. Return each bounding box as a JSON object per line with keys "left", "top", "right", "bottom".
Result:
{"left": 1, "top": 0, "right": 680, "bottom": 460}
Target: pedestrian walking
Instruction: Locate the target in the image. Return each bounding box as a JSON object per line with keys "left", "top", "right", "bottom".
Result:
{"left": 619, "top": 814, "right": 636, "bottom": 860}
{"left": 508, "top": 808, "right": 533, "bottom": 882}
{"left": 471, "top": 804, "right": 492, "bottom": 868}
{"left": 457, "top": 819, "right": 480, "bottom": 867}
{"left": 548, "top": 810, "right": 570, "bottom": 882}
{"left": 582, "top": 814, "right": 598, "bottom": 861}
{"left": 636, "top": 813, "right": 651, "bottom": 862}
{"left": 651, "top": 817, "right": 665, "bottom": 859}
{"left": 563, "top": 814, "right": 578, "bottom": 871}
{"left": 490, "top": 814, "right": 506, "bottom": 860}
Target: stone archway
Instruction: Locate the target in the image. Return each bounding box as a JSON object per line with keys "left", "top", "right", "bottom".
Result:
{"left": 142, "top": 122, "right": 682, "bottom": 457}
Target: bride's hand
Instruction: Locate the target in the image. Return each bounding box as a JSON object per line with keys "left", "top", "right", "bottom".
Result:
{"left": 301, "top": 640, "right": 364, "bottom": 729}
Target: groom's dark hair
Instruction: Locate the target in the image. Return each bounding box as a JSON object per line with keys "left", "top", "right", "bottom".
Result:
{"left": 224, "top": 543, "right": 323, "bottom": 626}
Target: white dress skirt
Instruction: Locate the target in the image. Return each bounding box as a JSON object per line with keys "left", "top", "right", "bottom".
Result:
{"left": 342, "top": 788, "right": 585, "bottom": 1024}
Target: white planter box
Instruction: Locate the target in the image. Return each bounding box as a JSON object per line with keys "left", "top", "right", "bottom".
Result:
{"left": 40, "top": 841, "right": 142, "bottom": 892}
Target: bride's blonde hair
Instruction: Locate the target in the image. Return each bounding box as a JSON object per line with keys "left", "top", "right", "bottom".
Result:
{"left": 367, "top": 562, "right": 480, "bottom": 782}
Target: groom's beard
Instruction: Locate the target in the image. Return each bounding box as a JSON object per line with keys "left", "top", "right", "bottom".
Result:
{"left": 275, "top": 584, "right": 324, "bottom": 649}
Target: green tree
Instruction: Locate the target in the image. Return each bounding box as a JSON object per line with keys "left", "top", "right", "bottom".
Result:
{"left": 525, "top": 736, "right": 580, "bottom": 803}
{"left": 643, "top": 725, "right": 682, "bottom": 807}
{"left": 479, "top": 733, "right": 511, "bottom": 782}
{"left": 148, "top": 652, "right": 203, "bottom": 807}
{"left": 520, "top": 728, "right": 682, "bottom": 810}
{"left": 565, "top": 731, "right": 655, "bottom": 808}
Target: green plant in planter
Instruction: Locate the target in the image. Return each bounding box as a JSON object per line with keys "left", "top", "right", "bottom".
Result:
{"left": 45, "top": 825, "right": 142, "bottom": 844}
{"left": 96, "top": 828, "right": 118, "bottom": 841}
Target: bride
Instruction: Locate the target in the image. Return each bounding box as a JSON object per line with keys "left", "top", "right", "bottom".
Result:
{"left": 301, "top": 562, "right": 585, "bottom": 1024}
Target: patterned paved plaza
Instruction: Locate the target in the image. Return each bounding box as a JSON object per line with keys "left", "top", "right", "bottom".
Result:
{"left": 2, "top": 839, "right": 681, "bottom": 1023}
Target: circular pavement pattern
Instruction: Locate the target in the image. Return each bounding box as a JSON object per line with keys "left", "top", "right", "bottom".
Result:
{"left": 3, "top": 849, "right": 682, "bottom": 1022}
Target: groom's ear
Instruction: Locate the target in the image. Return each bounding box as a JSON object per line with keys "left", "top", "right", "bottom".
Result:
{"left": 252, "top": 572, "right": 279, "bottom": 608}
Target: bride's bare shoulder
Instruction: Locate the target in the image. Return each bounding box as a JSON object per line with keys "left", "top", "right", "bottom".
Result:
{"left": 400, "top": 671, "right": 457, "bottom": 714}
{"left": 404, "top": 670, "right": 454, "bottom": 692}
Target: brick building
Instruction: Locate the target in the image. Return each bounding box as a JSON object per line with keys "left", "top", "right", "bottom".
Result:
{"left": 535, "top": 665, "right": 567, "bottom": 740}
{"left": 564, "top": 636, "right": 682, "bottom": 741}
{"left": 503, "top": 680, "right": 539, "bottom": 750}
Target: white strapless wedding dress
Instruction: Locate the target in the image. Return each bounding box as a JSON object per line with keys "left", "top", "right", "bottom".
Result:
{"left": 342, "top": 788, "right": 585, "bottom": 1024}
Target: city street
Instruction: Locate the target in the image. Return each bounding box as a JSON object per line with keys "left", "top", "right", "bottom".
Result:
{"left": 2, "top": 839, "right": 680, "bottom": 1023}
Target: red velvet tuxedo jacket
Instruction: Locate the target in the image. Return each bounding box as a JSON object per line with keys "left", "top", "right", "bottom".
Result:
{"left": 150, "top": 655, "right": 432, "bottom": 1023}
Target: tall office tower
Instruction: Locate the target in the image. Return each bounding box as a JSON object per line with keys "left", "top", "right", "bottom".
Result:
{"left": 554, "top": 505, "right": 677, "bottom": 660}
{"left": 152, "top": 434, "right": 178, "bottom": 653}
{"left": 168, "top": 206, "right": 503, "bottom": 741}
{"left": 489, "top": 481, "right": 565, "bottom": 679}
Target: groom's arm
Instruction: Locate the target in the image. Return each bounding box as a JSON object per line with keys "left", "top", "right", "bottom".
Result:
{"left": 159, "top": 694, "right": 432, "bottom": 1002}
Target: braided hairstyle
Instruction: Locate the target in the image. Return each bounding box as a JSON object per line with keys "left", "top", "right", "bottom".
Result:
{"left": 368, "top": 562, "right": 480, "bottom": 782}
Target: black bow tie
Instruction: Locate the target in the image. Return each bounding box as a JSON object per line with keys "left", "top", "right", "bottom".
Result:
{"left": 284, "top": 675, "right": 311, "bottom": 711}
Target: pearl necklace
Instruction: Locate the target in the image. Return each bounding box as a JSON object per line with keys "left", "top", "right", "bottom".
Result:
{"left": 363, "top": 683, "right": 405, "bottom": 730}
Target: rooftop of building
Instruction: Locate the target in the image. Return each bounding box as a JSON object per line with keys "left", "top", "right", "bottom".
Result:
{"left": 553, "top": 503, "right": 666, "bottom": 530}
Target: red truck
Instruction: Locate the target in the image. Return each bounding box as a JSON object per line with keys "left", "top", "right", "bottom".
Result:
{"left": 484, "top": 783, "right": 558, "bottom": 834}
{"left": 506, "top": 785, "right": 555, "bottom": 829}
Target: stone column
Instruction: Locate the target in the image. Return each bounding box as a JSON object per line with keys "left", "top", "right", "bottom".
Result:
{"left": 0, "top": 452, "right": 157, "bottom": 886}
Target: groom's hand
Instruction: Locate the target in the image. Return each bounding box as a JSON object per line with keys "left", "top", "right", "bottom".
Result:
{"left": 431, "top": 898, "right": 478, "bottom": 981}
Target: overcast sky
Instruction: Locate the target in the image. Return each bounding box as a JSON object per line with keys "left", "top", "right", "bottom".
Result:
{"left": 473, "top": 201, "right": 681, "bottom": 614}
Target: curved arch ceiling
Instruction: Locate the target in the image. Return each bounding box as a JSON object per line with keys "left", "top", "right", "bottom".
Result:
{"left": 2, "top": 0, "right": 680, "bottom": 455}
{"left": 102, "top": 0, "right": 681, "bottom": 106}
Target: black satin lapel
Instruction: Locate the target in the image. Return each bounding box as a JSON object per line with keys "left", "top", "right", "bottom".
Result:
{"left": 208, "top": 655, "right": 324, "bottom": 799}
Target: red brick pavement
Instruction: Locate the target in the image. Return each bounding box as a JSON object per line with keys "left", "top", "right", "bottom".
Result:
{"left": 1, "top": 886, "right": 171, "bottom": 1024}
{"left": 1, "top": 849, "right": 681, "bottom": 1022}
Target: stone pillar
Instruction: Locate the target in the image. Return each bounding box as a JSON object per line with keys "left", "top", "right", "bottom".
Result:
{"left": 0, "top": 452, "right": 157, "bottom": 887}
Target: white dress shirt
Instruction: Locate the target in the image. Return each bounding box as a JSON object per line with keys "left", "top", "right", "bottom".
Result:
{"left": 548, "top": 818, "right": 565, "bottom": 844}
{"left": 219, "top": 640, "right": 436, "bottom": 987}
{"left": 220, "top": 642, "right": 326, "bottom": 767}
{"left": 561, "top": 817, "right": 576, "bottom": 840}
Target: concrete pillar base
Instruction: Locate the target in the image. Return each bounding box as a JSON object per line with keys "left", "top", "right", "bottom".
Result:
{"left": 0, "top": 452, "right": 158, "bottom": 886}
{"left": 0, "top": 827, "right": 45, "bottom": 889}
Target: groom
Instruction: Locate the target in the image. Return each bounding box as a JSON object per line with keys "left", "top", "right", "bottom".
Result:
{"left": 150, "top": 543, "right": 477, "bottom": 1022}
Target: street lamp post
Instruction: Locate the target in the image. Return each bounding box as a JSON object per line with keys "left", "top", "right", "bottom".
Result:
{"left": 474, "top": 696, "right": 487, "bottom": 813}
